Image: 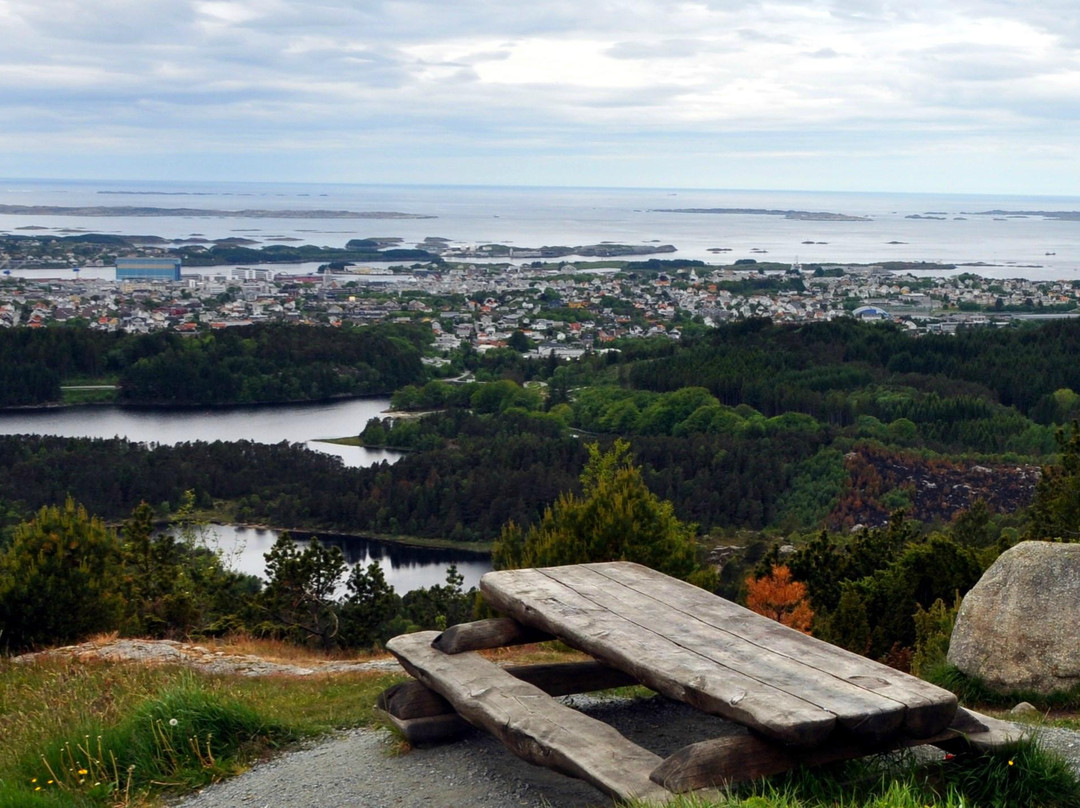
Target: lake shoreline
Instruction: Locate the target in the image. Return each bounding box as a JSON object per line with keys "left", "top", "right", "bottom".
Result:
{"left": 0, "top": 391, "right": 395, "bottom": 414}
{"left": 189, "top": 517, "right": 493, "bottom": 557}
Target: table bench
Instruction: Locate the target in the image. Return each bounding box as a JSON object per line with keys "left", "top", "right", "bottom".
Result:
{"left": 382, "top": 562, "right": 1026, "bottom": 804}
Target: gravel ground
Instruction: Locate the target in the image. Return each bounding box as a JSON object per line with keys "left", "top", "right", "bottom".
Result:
{"left": 175, "top": 695, "right": 743, "bottom": 808}
{"left": 174, "top": 696, "right": 1080, "bottom": 808}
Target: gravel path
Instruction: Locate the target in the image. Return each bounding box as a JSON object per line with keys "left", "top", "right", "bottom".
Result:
{"left": 175, "top": 695, "right": 744, "bottom": 808}
{"left": 174, "top": 695, "right": 1080, "bottom": 808}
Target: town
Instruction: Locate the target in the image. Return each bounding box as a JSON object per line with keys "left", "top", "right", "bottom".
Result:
{"left": 3, "top": 242, "right": 1078, "bottom": 355}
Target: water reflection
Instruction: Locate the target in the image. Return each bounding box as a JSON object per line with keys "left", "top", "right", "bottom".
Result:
{"left": 199, "top": 523, "right": 491, "bottom": 595}
{"left": 0, "top": 397, "right": 400, "bottom": 468}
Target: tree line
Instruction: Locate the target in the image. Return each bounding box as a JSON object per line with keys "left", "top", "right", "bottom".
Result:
{"left": 0, "top": 322, "right": 429, "bottom": 407}
{"left": 0, "top": 495, "right": 473, "bottom": 653}
{"left": 625, "top": 317, "right": 1080, "bottom": 422}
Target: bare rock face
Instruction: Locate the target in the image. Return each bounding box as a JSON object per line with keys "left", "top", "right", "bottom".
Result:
{"left": 948, "top": 541, "right": 1080, "bottom": 695}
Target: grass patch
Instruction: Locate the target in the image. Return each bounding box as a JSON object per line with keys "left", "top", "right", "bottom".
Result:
{"left": 316, "top": 436, "right": 362, "bottom": 447}
{"left": 926, "top": 663, "right": 1080, "bottom": 712}
{"left": 58, "top": 388, "right": 117, "bottom": 406}
{"left": 641, "top": 739, "right": 1080, "bottom": 808}
{"left": 0, "top": 655, "right": 402, "bottom": 807}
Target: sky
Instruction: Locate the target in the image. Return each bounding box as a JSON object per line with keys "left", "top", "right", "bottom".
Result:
{"left": 2, "top": 0, "right": 1080, "bottom": 194}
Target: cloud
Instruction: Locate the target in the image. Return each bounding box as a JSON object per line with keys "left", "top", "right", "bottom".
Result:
{"left": 1, "top": 0, "right": 1079, "bottom": 191}
{"left": 606, "top": 39, "right": 718, "bottom": 60}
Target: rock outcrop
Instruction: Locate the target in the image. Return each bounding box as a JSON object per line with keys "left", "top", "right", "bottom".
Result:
{"left": 16, "top": 638, "right": 402, "bottom": 677}
{"left": 948, "top": 541, "right": 1080, "bottom": 695}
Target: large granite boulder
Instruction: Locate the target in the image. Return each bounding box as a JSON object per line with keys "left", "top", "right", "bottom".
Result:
{"left": 948, "top": 541, "right": 1080, "bottom": 695}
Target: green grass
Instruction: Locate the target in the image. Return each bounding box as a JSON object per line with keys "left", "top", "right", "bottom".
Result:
{"left": 4, "top": 654, "right": 1078, "bottom": 808}
{"left": 317, "top": 436, "right": 363, "bottom": 446}
{"left": 0, "top": 656, "right": 402, "bottom": 808}
{"left": 926, "top": 664, "right": 1080, "bottom": 713}
{"left": 58, "top": 389, "right": 117, "bottom": 406}
{"left": 638, "top": 740, "right": 1080, "bottom": 808}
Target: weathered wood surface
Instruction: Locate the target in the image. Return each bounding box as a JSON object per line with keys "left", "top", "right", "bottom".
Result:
{"left": 648, "top": 706, "right": 1019, "bottom": 792}
{"left": 433, "top": 617, "right": 552, "bottom": 654}
{"left": 933, "top": 707, "right": 1030, "bottom": 752}
{"left": 377, "top": 661, "right": 637, "bottom": 745}
{"left": 378, "top": 680, "right": 453, "bottom": 720}
{"left": 386, "top": 631, "right": 671, "bottom": 804}
{"left": 375, "top": 707, "right": 471, "bottom": 746}
{"left": 581, "top": 563, "right": 957, "bottom": 737}
{"left": 480, "top": 562, "right": 957, "bottom": 747}
{"left": 651, "top": 726, "right": 963, "bottom": 792}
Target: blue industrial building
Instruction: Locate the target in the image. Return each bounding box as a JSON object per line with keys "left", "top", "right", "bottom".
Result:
{"left": 115, "top": 257, "right": 182, "bottom": 282}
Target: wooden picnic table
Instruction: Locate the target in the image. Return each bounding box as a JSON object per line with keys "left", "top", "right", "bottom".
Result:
{"left": 383, "top": 562, "right": 1025, "bottom": 804}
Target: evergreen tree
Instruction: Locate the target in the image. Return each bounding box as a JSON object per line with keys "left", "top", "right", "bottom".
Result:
{"left": 339, "top": 562, "right": 400, "bottom": 649}
{"left": 825, "top": 585, "right": 871, "bottom": 655}
{"left": 257, "top": 535, "right": 346, "bottom": 649}
{"left": 1027, "top": 421, "right": 1080, "bottom": 541}
{"left": 493, "top": 439, "right": 714, "bottom": 586}
{"left": 400, "top": 564, "right": 474, "bottom": 631}
{"left": 0, "top": 499, "right": 126, "bottom": 650}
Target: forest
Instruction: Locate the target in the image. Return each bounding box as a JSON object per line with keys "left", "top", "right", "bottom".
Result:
{"left": 7, "top": 318, "right": 1080, "bottom": 542}
{"left": 0, "top": 322, "right": 429, "bottom": 406}
{"left": 4, "top": 317, "right": 1080, "bottom": 664}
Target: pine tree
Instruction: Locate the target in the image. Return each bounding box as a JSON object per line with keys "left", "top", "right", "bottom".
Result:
{"left": 339, "top": 562, "right": 400, "bottom": 649}
{"left": 258, "top": 535, "right": 346, "bottom": 649}
{"left": 0, "top": 498, "right": 126, "bottom": 650}
{"left": 493, "top": 440, "right": 714, "bottom": 586}
{"left": 1027, "top": 421, "right": 1080, "bottom": 541}
{"left": 825, "top": 585, "right": 871, "bottom": 654}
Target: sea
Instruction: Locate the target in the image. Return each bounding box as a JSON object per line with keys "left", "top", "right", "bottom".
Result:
{"left": 3, "top": 178, "right": 1080, "bottom": 281}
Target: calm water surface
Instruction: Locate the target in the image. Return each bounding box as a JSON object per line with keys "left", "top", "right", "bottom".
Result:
{"left": 3, "top": 179, "right": 1080, "bottom": 277}
{"left": 0, "top": 397, "right": 399, "bottom": 467}
{"left": 1, "top": 397, "right": 494, "bottom": 591}
{"left": 201, "top": 524, "right": 490, "bottom": 595}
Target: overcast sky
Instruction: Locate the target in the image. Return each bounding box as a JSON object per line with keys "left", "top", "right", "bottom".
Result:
{"left": 3, "top": 0, "right": 1079, "bottom": 194}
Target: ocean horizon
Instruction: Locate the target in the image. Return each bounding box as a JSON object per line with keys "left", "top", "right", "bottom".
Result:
{"left": 3, "top": 179, "right": 1080, "bottom": 280}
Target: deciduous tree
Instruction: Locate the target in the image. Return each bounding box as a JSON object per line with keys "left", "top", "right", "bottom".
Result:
{"left": 744, "top": 564, "right": 814, "bottom": 634}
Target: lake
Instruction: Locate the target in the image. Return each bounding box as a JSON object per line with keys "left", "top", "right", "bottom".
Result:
{"left": 199, "top": 523, "right": 490, "bottom": 594}
{"left": 0, "top": 397, "right": 400, "bottom": 467}
{"left": 0, "top": 396, "right": 494, "bottom": 591}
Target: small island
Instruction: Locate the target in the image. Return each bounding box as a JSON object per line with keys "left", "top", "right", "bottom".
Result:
{"left": 966, "top": 209, "right": 1080, "bottom": 221}
{"left": 430, "top": 242, "right": 677, "bottom": 259}
{"left": 652, "top": 208, "right": 871, "bottom": 221}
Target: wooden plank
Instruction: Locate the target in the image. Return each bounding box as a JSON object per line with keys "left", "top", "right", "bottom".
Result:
{"left": 947, "top": 706, "right": 990, "bottom": 735}
{"left": 932, "top": 707, "right": 1029, "bottom": 753}
{"left": 379, "top": 661, "right": 638, "bottom": 721}
{"left": 433, "top": 617, "right": 552, "bottom": 654}
{"left": 583, "top": 562, "right": 958, "bottom": 738}
{"left": 386, "top": 631, "right": 671, "bottom": 804}
{"left": 480, "top": 568, "right": 837, "bottom": 748}
{"left": 376, "top": 707, "right": 472, "bottom": 746}
{"left": 651, "top": 727, "right": 962, "bottom": 792}
{"left": 543, "top": 564, "right": 907, "bottom": 743}
{"left": 378, "top": 680, "right": 453, "bottom": 721}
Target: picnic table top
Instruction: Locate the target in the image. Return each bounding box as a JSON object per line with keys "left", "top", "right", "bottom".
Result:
{"left": 479, "top": 561, "right": 958, "bottom": 748}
